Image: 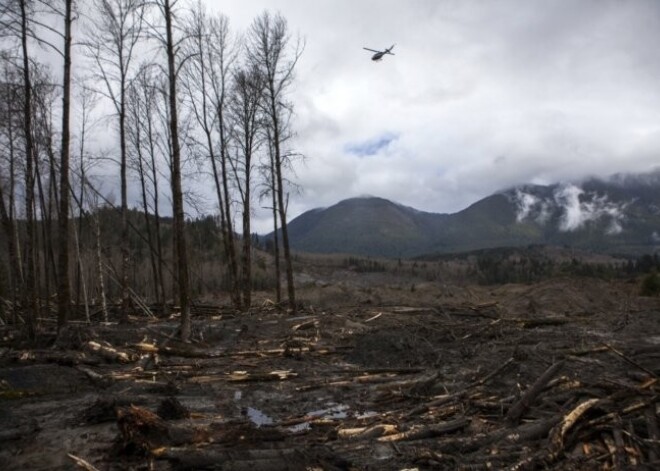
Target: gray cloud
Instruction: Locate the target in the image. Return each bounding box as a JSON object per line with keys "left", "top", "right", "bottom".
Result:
{"left": 207, "top": 0, "right": 660, "bottom": 231}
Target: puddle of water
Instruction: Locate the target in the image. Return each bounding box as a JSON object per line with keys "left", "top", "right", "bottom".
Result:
{"left": 287, "top": 404, "right": 379, "bottom": 433}
{"left": 246, "top": 407, "right": 273, "bottom": 427}
{"left": 308, "top": 404, "right": 349, "bottom": 419}
{"left": 372, "top": 443, "right": 394, "bottom": 460}
{"left": 288, "top": 422, "right": 311, "bottom": 433}
{"left": 250, "top": 403, "right": 379, "bottom": 433}
{"left": 356, "top": 410, "right": 378, "bottom": 419}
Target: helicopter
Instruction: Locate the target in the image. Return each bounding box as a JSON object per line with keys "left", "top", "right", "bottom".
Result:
{"left": 363, "top": 45, "right": 395, "bottom": 61}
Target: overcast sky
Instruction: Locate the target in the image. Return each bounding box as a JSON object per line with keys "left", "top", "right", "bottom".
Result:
{"left": 203, "top": 0, "right": 660, "bottom": 230}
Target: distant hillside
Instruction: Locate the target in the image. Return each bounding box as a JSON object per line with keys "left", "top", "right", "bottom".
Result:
{"left": 275, "top": 170, "right": 660, "bottom": 258}
{"left": 282, "top": 197, "right": 440, "bottom": 257}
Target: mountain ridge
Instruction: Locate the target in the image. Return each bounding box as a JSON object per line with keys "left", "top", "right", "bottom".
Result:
{"left": 275, "top": 170, "right": 660, "bottom": 258}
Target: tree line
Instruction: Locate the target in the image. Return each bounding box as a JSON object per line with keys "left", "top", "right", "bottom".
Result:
{"left": 0, "top": 0, "right": 302, "bottom": 341}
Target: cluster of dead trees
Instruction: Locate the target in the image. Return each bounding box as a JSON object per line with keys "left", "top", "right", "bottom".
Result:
{"left": 0, "top": 0, "right": 302, "bottom": 341}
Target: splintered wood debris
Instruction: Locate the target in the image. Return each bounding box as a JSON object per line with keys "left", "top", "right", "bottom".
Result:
{"left": 0, "top": 295, "right": 658, "bottom": 470}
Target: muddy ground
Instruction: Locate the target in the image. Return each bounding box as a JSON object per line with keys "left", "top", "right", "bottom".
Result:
{"left": 1, "top": 277, "right": 659, "bottom": 470}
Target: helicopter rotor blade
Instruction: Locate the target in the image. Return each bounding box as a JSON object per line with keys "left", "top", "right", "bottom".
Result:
{"left": 363, "top": 47, "right": 381, "bottom": 53}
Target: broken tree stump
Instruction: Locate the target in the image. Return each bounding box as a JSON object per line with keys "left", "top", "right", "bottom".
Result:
{"left": 117, "top": 405, "right": 209, "bottom": 453}
{"left": 157, "top": 397, "right": 190, "bottom": 420}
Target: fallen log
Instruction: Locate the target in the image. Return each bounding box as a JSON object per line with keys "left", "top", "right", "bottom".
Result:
{"left": 435, "top": 415, "right": 561, "bottom": 455}
{"left": 372, "top": 371, "right": 442, "bottom": 394}
{"left": 407, "top": 358, "right": 515, "bottom": 417}
{"left": 646, "top": 405, "right": 660, "bottom": 462}
{"left": 227, "top": 370, "right": 298, "bottom": 382}
{"left": 467, "top": 357, "right": 515, "bottom": 389}
{"left": 152, "top": 445, "right": 348, "bottom": 471}
{"left": 377, "top": 417, "right": 469, "bottom": 442}
{"left": 549, "top": 397, "right": 602, "bottom": 460}
{"left": 84, "top": 341, "right": 134, "bottom": 363}
{"left": 612, "top": 427, "right": 627, "bottom": 469}
{"left": 291, "top": 319, "right": 318, "bottom": 331}
{"left": 390, "top": 306, "right": 439, "bottom": 314}
{"left": 76, "top": 366, "right": 112, "bottom": 387}
{"left": 67, "top": 453, "right": 101, "bottom": 471}
{"left": 605, "top": 343, "right": 659, "bottom": 380}
{"left": 407, "top": 393, "right": 459, "bottom": 417}
{"left": 9, "top": 350, "right": 101, "bottom": 366}
{"left": 153, "top": 446, "right": 302, "bottom": 470}
{"left": 506, "top": 360, "right": 565, "bottom": 425}
{"left": 493, "top": 416, "right": 562, "bottom": 448}
{"left": 337, "top": 424, "right": 398, "bottom": 440}
{"left": 225, "top": 345, "right": 353, "bottom": 358}
{"left": 132, "top": 342, "right": 214, "bottom": 359}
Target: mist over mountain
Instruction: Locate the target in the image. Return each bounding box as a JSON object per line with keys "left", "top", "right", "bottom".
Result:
{"left": 276, "top": 170, "right": 660, "bottom": 258}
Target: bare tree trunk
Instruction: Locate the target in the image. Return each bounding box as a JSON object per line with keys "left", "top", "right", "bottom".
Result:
{"left": 9, "top": 135, "right": 24, "bottom": 312}
{"left": 19, "top": 0, "right": 37, "bottom": 339}
{"left": 84, "top": 0, "right": 145, "bottom": 323}
{"left": 183, "top": 8, "right": 240, "bottom": 308}
{"left": 163, "top": 0, "right": 191, "bottom": 341}
{"left": 132, "top": 110, "right": 160, "bottom": 304}
{"left": 93, "top": 212, "right": 108, "bottom": 323}
{"left": 247, "top": 12, "right": 301, "bottom": 314}
{"left": 0, "top": 81, "right": 24, "bottom": 317}
{"left": 228, "top": 67, "right": 263, "bottom": 310}
{"left": 219, "top": 138, "right": 240, "bottom": 307}
{"left": 56, "top": 0, "right": 74, "bottom": 332}
{"left": 274, "top": 142, "right": 295, "bottom": 313}
{"left": 268, "top": 138, "right": 281, "bottom": 304}
{"left": 241, "top": 170, "right": 251, "bottom": 309}
{"left": 120, "top": 95, "right": 130, "bottom": 322}
{"left": 72, "top": 212, "right": 89, "bottom": 322}
{"left": 74, "top": 90, "right": 93, "bottom": 307}
{"left": 33, "top": 101, "right": 61, "bottom": 295}
{"left": 34, "top": 162, "right": 56, "bottom": 300}
{"left": 136, "top": 72, "right": 167, "bottom": 307}
{"left": 149, "top": 128, "right": 166, "bottom": 306}
{"left": 0, "top": 183, "right": 21, "bottom": 320}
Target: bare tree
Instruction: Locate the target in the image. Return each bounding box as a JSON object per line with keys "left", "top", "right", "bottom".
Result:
{"left": 262, "top": 129, "right": 281, "bottom": 303}
{"left": 151, "top": 0, "right": 191, "bottom": 340}
{"left": 182, "top": 3, "right": 241, "bottom": 308}
{"left": 32, "top": 73, "right": 61, "bottom": 302}
{"left": 71, "top": 86, "right": 98, "bottom": 321}
{"left": 84, "top": 0, "right": 145, "bottom": 323}
{"left": 228, "top": 65, "right": 264, "bottom": 309}
{"left": 4, "top": 0, "right": 39, "bottom": 337}
{"left": 0, "top": 52, "right": 25, "bottom": 317}
{"left": 247, "top": 11, "right": 303, "bottom": 313}
{"left": 127, "top": 71, "right": 165, "bottom": 304}
{"left": 56, "top": 0, "right": 74, "bottom": 331}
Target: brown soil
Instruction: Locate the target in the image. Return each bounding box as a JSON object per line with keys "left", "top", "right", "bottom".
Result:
{"left": 1, "top": 277, "right": 659, "bottom": 470}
